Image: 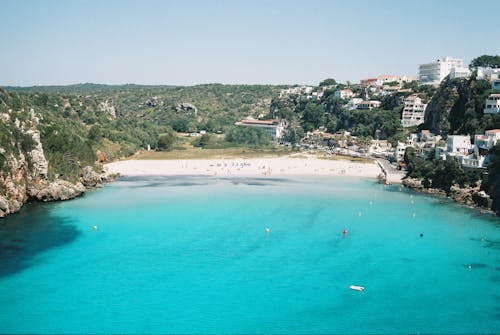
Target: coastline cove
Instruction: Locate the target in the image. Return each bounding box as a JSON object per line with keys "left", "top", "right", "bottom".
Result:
{"left": 0, "top": 176, "right": 498, "bottom": 334}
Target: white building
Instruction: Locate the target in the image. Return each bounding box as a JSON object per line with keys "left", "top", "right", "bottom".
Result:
{"left": 461, "top": 130, "right": 500, "bottom": 168}
{"left": 449, "top": 66, "right": 471, "bottom": 80}
{"left": 279, "top": 86, "right": 314, "bottom": 98}
{"left": 346, "top": 98, "right": 363, "bottom": 110}
{"left": 356, "top": 100, "right": 381, "bottom": 110}
{"left": 334, "top": 89, "right": 354, "bottom": 99}
{"left": 419, "top": 57, "right": 464, "bottom": 86}
{"left": 235, "top": 118, "right": 286, "bottom": 141}
{"left": 395, "top": 142, "right": 407, "bottom": 162}
{"left": 476, "top": 67, "right": 500, "bottom": 81}
{"left": 375, "top": 75, "right": 401, "bottom": 86}
{"left": 446, "top": 135, "right": 471, "bottom": 156}
{"left": 401, "top": 95, "right": 427, "bottom": 127}
{"left": 484, "top": 93, "right": 500, "bottom": 114}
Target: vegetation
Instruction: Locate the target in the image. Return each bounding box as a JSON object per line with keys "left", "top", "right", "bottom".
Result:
{"left": 483, "top": 143, "right": 500, "bottom": 214}
{"left": 0, "top": 84, "right": 282, "bottom": 181}
{"left": 225, "top": 126, "right": 272, "bottom": 146}
{"left": 469, "top": 55, "right": 500, "bottom": 69}
{"left": 422, "top": 76, "right": 500, "bottom": 135}
{"left": 404, "top": 147, "right": 481, "bottom": 193}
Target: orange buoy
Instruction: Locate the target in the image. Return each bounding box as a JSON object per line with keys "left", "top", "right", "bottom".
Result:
{"left": 342, "top": 229, "right": 348, "bottom": 235}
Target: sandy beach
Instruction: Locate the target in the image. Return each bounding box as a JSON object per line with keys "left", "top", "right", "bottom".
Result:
{"left": 105, "top": 156, "right": 387, "bottom": 179}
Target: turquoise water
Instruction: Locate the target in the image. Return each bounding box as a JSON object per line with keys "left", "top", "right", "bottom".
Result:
{"left": 0, "top": 176, "right": 499, "bottom": 334}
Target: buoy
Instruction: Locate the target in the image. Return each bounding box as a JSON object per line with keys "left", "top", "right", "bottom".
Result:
{"left": 468, "top": 265, "right": 472, "bottom": 269}
{"left": 420, "top": 233, "right": 424, "bottom": 237}
{"left": 265, "top": 227, "right": 270, "bottom": 234}
{"left": 343, "top": 229, "right": 348, "bottom": 235}
{"left": 358, "top": 212, "right": 362, "bottom": 217}
{"left": 93, "top": 225, "right": 98, "bottom": 231}
{"left": 412, "top": 213, "right": 416, "bottom": 219}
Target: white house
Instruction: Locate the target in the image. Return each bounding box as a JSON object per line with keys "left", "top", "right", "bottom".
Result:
{"left": 375, "top": 75, "right": 400, "bottom": 86}
{"left": 235, "top": 118, "right": 286, "bottom": 141}
{"left": 446, "top": 135, "right": 471, "bottom": 156}
{"left": 461, "top": 129, "right": 500, "bottom": 168}
{"left": 334, "top": 89, "right": 354, "bottom": 99}
{"left": 356, "top": 100, "right": 381, "bottom": 110}
{"left": 401, "top": 95, "right": 427, "bottom": 127}
{"left": 476, "top": 67, "right": 500, "bottom": 81}
{"left": 419, "top": 57, "right": 464, "bottom": 86}
{"left": 279, "top": 86, "right": 314, "bottom": 98}
{"left": 449, "top": 66, "right": 471, "bottom": 80}
{"left": 484, "top": 93, "right": 500, "bottom": 114}
{"left": 346, "top": 98, "right": 363, "bottom": 110}
{"left": 395, "top": 142, "right": 407, "bottom": 162}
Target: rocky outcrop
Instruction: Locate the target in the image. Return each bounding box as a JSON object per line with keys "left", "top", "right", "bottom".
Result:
{"left": 422, "top": 79, "right": 460, "bottom": 134}
{"left": 176, "top": 103, "right": 198, "bottom": 115}
{"left": 29, "top": 180, "right": 86, "bottom": 202}
{"left": 80, "top": 166, "right": 103, "bottom": 187}
{"left": 98, "top": 101, "right": 116, "bottom": 118}
{"left": 0, "top": 152, "right": 30, "bottom": 217}
{"left": 402, "top": 178, "right": 424, "bottom": 190}
{"left": 24, "top": 129, "right": 48, "bottom": 178}
{"left": 449, "top": 183, "right": 492, "bottom": 209}
{"left": 0, "top": 109, "right": 116, "bottom": 218}
{"left": 403, "top": 177, "right": 492, "bottom": 210}
{"left": 80, "top": 165, "right": 120, "bottom": 188}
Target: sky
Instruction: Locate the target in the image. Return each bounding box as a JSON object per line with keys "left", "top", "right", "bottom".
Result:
{"left": 1, "top": 0, "right": 499, "bottom": 86}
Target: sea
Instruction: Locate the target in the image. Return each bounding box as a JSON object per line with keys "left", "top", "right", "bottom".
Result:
{"left": 0, "top": 176, "right": 499, "bottom": 334}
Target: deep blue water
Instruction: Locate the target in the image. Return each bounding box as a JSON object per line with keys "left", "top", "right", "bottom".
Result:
{"left": 0, "top": 176, "right": 499, "bottom": 334}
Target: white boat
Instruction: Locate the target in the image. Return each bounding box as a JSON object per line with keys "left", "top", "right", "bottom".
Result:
{"left": 349, "top": 285, "right": 364, "bottom": 291}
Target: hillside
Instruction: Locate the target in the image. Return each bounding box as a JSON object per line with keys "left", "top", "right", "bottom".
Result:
{"left": 0, "top": 84, "right": 283, "bottom": 217}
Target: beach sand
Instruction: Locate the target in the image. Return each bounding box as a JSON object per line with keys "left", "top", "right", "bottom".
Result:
{"left": 105, "top": 156, "right": 387, "bottom": 180}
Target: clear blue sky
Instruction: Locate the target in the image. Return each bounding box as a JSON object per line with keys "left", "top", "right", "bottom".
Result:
{"left": 1, "top": 0, "right": 499, "bottom": 86}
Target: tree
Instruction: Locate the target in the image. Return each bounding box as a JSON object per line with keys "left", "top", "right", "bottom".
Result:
{"left": 193, "top": 134, "right": 212, "bottom": 148}
{"left": 469, "top": 55, "right": 500, "bottom": 69}
{"left": 319, "top": 78, "right": 337, "bottom": 87}
{"left": 225, "top": 126, "right": 271, "bottom": 146}
{"left": 157, "top": 133, "right": 175, "bottom": 151}
{"left": 484, "top": 143, "right": 500, "bottom": 215}
{"left": 88, "top": 125, "right": 102, "bottom": 141}
{"left": 429, "top": 159, "right": 467, "bottom": 192}
{"left": 301, "top": 102, "right": 326, "bottom": 132}
{"left": 284, "top": 124, "right": 304, "bottom": 144}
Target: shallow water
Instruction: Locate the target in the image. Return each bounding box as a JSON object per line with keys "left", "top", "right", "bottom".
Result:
{"left": 0, "top": 176, "right": 499, "bottom": 334}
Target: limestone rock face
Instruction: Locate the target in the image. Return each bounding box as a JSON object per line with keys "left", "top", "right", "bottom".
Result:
{"left": 98, "top": 101, "right": 116, "bottom": 118}
{"left": 450, "top": 184, "right": 474, "bottom": 206}
{"left": 24, "top": 129, "right": 48, "bottom": 178}
{"left": 80, "top": 165, "right": 103, "bottom": 188}
{"left": 29, "top": 180, "right": 86, "bottom": 202}
{"left": 402, "top": 178, "right": 424, "bottom": 190}
{"left": 0, "top": 196, "right": 9, "bottom": 218}
{"left": 176, "top": 103, "right": 198, "bottom": 115}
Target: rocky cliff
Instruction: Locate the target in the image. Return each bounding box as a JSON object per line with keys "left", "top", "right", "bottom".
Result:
{"left": 0, "top": 106, "right": 117, "bottom": 218}
{"left": 422, "top": 76, "right": 496, "bottom": 135}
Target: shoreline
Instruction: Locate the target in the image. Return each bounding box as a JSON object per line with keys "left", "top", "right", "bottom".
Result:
{"left": 104, "top": 156, "right": 393, "bottom": 180}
